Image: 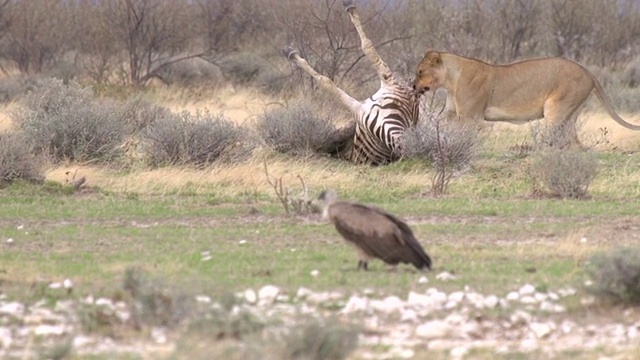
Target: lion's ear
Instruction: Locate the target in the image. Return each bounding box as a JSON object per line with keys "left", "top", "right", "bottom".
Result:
{"left": 428, "top": 52, "right": 443, "bottom": 67}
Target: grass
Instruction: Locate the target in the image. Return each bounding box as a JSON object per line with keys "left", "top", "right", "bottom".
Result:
{"left": 1, "top": 110, "right": 640, "bottom": 358}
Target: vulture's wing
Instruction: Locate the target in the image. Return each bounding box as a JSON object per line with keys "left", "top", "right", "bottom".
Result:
{"left": 329, "top": 201, "right": 432, "bottom": 270}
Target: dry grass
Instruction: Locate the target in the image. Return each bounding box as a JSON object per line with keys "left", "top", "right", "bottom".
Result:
{"left": 0, "top": 104, "right": 15, "bottom": 131}
{"left": 157, "top": 85, "right": 282, "bottom": 126}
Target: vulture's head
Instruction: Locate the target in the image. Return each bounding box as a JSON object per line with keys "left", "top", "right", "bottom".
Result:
{"left": 318, "top": 188, "right": 338, "bottom": 219}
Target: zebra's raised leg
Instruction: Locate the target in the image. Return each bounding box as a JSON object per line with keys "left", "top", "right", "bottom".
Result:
{"left": 281, "top": 46, "right": 361, "bottom": 114}
{"left": 343, "top": 0, "right": 394, "bottom": 85}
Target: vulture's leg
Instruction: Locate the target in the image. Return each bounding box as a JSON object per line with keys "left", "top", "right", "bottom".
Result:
{"left": 357, "top": 260, "right": 369, "bottom": 271}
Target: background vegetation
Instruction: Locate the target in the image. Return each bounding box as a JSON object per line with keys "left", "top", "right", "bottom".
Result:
{"left": 1, "top": 0, "right": 640, "bottom": 359}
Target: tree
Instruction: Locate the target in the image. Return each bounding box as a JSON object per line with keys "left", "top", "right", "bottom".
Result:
{"left": 0, "top": 0, "right": 74, "bottom": 74}
{"left": 103, "top": 0, "right": 204, "bottom": 87}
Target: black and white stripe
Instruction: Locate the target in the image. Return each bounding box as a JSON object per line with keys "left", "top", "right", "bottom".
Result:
{"left": 283, "top": 0, "right": 422, "bottom": 165}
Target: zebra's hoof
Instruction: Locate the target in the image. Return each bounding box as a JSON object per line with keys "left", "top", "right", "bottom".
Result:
{"left": 281, "top": 46, "right": 299, "bottom": 60}
{"left": 343, "top": 0, "right": 355, "bottom": 12}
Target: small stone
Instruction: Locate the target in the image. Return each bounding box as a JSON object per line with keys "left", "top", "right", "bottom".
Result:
{"left": 238, "top": 239, "right": 248, "bottom": 245}
{"left": 5, "top": 238, "right": 13, "bottom": 244}
{"left": 258, "top": 285, "right": 280, "bottom": 305}
{"left": 506, "top": 291, "right": 520, "bottom": 301}
{"left": 418, "top": 276, "right": 429, "bottom": 284}
{"left": 63, "top": 278, "right": 73, "bottom": 289}
{"left": 510, "top": 310, "right": 532, "bottom": 325}
{"left": 448, "top": 291, "right": 465, "bottom": 303}
{"left": 436, "top": 271, "right": 456, "bottom": 281}
{"left": 371, "top": 296, "right": 404, "bottom": 314}
{"left": 310, "top": 269, "right": 320, "bottom": 277}
{"left": 34, "top": 324, "right": 66, "bottom": 336}
{"left": 151, "top": 327, "right": 167, "bottom": 344}
{"left": 483, "top": 295, "right": 499, "bottom": 308}
{"left": 48, "top": 282, "right": 63, "bottom": 289}
{"left": 342, "top": 296, "right": 370, "bottom": 314}
{"left": 295, "top": 287, "right": 313, "bottom": 299}
{"left": 519, "top": 284, "right": 536, "bottom": 295}
{"left": 529, "top": 322, "right": 555, "bottom": 339}
{"left": 195, "top": 295, "right": 211, "bottom": 303}
{"left": 450, "top": 346, "right": 469, "bottom": 359}
{"left": 0, "top": 302, "right": 24, "bottom": 316}
{"left": 416, "top": 320, "right": 450, "bottom": 339}
{"left": 520, "top": 296, "right": 537, "bottom": 304}
{"left": 243, "top": 289, "right": 257, "bottom": 304}
{"left": 579, "top": 237, "right": 587, "bottom": 243}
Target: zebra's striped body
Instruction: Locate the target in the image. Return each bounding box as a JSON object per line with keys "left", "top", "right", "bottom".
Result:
{"left": 283, "top": 0, "right": 422, "bottom": 165}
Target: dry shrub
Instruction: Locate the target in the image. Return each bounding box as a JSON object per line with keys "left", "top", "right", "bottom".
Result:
{"left": 0, "top": 131, "right": 44, "bottom": 186}
{"left": 402, "top": 109, "right": 478, "bottom": 194}
{"left": 529, "top": 149, "right": 598, "bottom": 199}
{"left": 123, "top": 267, "right": 194, "bottom": 329}
{"left": 284, "top": 317, "right": 359, "bottom": 360}
{"left": 256, "top": 103, "right": 342, "bottom": 157}
{"left": 587, "top": 248, "right": 640, "bottom": 305}
{"left": 12, "top": 78, "right": 130, "bottom": 162}
{"left": 142, "top": 110, "right": 253, "bottom": 167}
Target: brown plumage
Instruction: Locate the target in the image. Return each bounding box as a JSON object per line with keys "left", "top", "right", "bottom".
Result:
{"left": 319, "top": 189, "right": 432, "bottom": 271}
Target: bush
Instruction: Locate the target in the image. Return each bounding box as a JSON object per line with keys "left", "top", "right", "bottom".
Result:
{"left": 401, "top": 112, "right": 478, "bottom": 167}
{"left": 587, "top": 248, "right": 640, "bottom": 305}
{"left": 529, "top": 149, "right": 598, "bottom": 199}
{"left": 0, "top": 131, "right": 44, "bottom": 186}
{"left": 11, "top": 78, "right": 130, "bottom": 162}
{"left": 284, "top": 317, "right": 359, "bottom": 360}
{"left": 402, "top": 109, "right": 478, "bottom": 194}
{"left": 256, "top": 103, "right": 341, "bottom": 157}
{"left": 142, "top": 110, "right": 253, "bottom": 167}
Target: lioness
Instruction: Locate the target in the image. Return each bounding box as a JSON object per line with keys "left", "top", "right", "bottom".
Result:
{"left": 413, "top": 51, "right": 640, "bottom": 146}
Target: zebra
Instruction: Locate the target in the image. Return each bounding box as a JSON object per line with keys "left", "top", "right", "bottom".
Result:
{"left": 282, "top": 0, "right": 423, "bottom": 166}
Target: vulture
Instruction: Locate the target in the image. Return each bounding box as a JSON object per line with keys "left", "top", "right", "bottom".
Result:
{"left": 318, "top": 189, "right": 432, "bottom": 271}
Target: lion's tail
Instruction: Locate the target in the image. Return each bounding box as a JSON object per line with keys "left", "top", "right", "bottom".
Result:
{"left": 591, "top": 75, "right": 640, "bottom": 131}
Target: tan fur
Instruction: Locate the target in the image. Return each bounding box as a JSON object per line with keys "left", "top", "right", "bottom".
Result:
{"left": 413, "top": 51, "right": 640, "bottom": 146}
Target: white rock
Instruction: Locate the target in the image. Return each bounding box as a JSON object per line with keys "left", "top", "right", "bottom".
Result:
{"left": 151, "top": 327, "right": 167, "bottom": 344}
{"left": 416, "top": 320, "right": 450, "bottom": 339}
{"left": 466, "top": 292, "right": 485, "bottom": 309}
{"left": 628, "top": 325, "right": 638, "bottom": 339}
{"left": 63, "top": 278, "right": 73, "bottom": 289}
{"left": 483, "top": 295, "right": 499, "bottom": 308}
{"left": 48, "top": 282, "right": 62, "bottom": 289}
{"left": 444, "top": 300, "right": 459, "bottom": 310}
{"left": 448, "top": 291, "right": 465, "bottom": 303}
{"left": 558, "top": 287, "right": 576, "bottom": 297}
{"left": 0, "top": 302, "right": 24, "bottom": 316}
{"left": 407, "top": 291, "right": 431, "bottom": 306}
{"left": 529, "top": 322, "right": 555, "bottom": 339}
{"left": 584, "top": 280, "right": 593, "bottom": 287}
{"left": 34, "top": 324, "right": 66, "bottom": 336}
{"left": 371, "top": 296, "right": 404, "bottom": 314}
{"left": 392, "top": 347, "right": 415, "bottom": 359}
{"left": 418, "top": 276, "right": 429, "bottom": 284}
{"left": 5, "top": 238, "right": 13, "bottom": 244}
{"left": 17, "top": 225, "right": 24, "bottom": 230}
{"left": 519, "top": 284, "right": 536, "bottom": 295}
{"left": 295, "top": 287, "right": 313, "bottom": 299}
{"left": 506, "top": 291, "right": 520, "bottom": 301}
{"left": 436, "top": 271, "right": 456, "bottom": 281}
{"left": 579, "top": 237, "right": 588, "bottom": 243}
{"left": 195, "top": 295, "right": 211, "bottom": 303}
{"left": 342, "top": 296, "right": 370, "bottom": 314}
{"left": 445, "top": 313, "right": 465, "bottom": 325}
{"left": 540, "top": 301, "right": 566, "bottom": 313}
{"left": 510, "top": 310, "right": 532, "bottom": 325}
{"left": 426, "top": 288, "right": 448, "bottom": 305}
{"left": 243, "top": 289, "right": 257, "bottom": 304}
{"left": 0, "top": 327, "right": 12, "bottom": 349}
{"left": 450, "top": 346, "right": 469, "bottom": 359}
{"left": 310, "top": 269, "right": 320, "bottom": 277}
{"left": 258, "top": 285, "right": 280, "bottom": 305}
{"left": 400, "top": 308, "right": 418, "bottom": 323}
{"left": 238, "top": 239, "right": 247, "bottom": 245}
{"left": 580, "top": 296, "right": 596, "bottom": 306}
{"left": 95, "top": 298, "right": 114, "bottom": 308}
{"left": 534, "top": 292, "right": 547, "bottom": 302}
{"left": 520, "top": 296, "right": 537, "bottom": 304}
